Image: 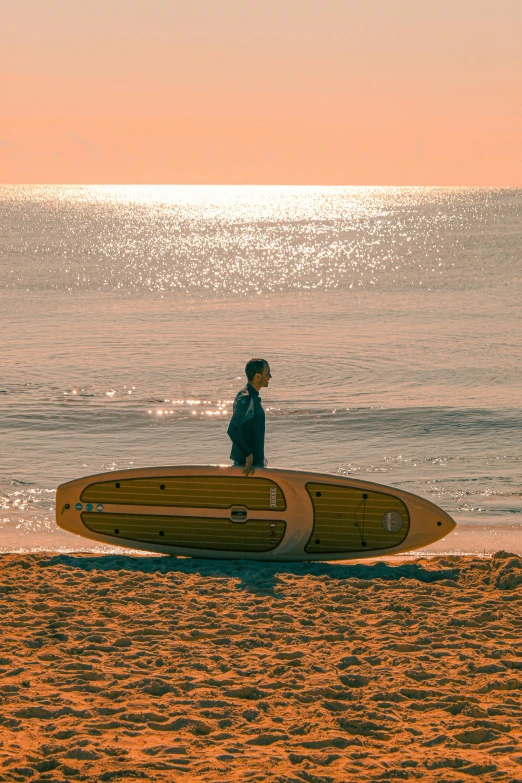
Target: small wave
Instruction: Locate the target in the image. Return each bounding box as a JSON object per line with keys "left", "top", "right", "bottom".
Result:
{"left": 3, "top": 404, "right": 521, "bottom": 434}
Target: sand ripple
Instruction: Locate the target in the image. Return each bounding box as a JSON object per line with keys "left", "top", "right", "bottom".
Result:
{"left": 0, "top": 552, "right": 521, "bottom": 782}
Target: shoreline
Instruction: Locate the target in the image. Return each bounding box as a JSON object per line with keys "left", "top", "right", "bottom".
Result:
{"left": 2, "top": 519, "right": 521, "bottom": 559}
{"left": 1, "top": 552, "right": 521, "bottom": 782}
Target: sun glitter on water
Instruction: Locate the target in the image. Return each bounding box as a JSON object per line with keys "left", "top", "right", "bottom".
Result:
{"left": 2, "top": 185, "right": 480, "bottom": 296}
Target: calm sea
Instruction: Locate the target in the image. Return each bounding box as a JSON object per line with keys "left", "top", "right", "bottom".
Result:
{"left": 1, "top": 186, "right": 520, "bottom": 555}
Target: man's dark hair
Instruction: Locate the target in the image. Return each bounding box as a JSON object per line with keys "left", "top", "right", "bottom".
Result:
{"left": 245, "top": 358, "right": 267, "bottom": 382}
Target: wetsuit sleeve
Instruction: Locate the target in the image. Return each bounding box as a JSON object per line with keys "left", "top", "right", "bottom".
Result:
{"left": 227, "top": 397, "right": 253, "bottom": 458}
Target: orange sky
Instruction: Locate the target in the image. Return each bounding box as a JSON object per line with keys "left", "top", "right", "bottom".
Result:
{"left": 1, "top": 0, "right": 521, "bottom": 184}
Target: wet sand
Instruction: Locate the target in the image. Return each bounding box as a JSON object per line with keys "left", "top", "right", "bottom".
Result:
{"left": 0, "top": 552, "right": 521, "bottom": 782}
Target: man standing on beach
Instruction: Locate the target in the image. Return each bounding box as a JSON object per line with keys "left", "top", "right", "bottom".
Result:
{"left": 227, "top": 358, "right": 271, "bottom": 476}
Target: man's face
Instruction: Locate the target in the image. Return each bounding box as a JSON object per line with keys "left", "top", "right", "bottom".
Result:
{"left": 257, "top": 363, "right": 272, "bottom": 388}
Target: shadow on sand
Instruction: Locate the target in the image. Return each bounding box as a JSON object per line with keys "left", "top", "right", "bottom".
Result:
{"left": 35, "top": 552, "right": 460, "bottom": 595}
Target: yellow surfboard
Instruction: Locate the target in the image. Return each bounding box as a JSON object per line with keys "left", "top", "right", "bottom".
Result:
{"left": 56, "top": 465, "right": 455, "bottom": 560}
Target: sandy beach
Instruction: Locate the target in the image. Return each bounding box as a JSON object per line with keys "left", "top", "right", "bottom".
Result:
{"left": 0, "top": 551, "right": 520, "bottom": 783}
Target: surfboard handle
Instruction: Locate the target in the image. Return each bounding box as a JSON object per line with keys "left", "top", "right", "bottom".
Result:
{"left": 230, "top": 506, "right": 248, "bottom": 523}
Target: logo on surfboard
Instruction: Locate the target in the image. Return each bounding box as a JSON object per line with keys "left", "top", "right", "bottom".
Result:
{"left": 270, "top": 487, "right": 277, "bottom": 509}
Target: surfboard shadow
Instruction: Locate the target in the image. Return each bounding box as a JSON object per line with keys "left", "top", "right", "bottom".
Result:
{"left": 37, "top": 553, "right": 460, "bottom": 595}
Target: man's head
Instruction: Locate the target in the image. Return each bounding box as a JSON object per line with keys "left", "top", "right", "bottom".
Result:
{"left": 245, "top": 358, "right": 272, "bottom": 391}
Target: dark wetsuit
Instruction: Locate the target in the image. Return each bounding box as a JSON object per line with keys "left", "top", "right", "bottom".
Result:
{"left": 227, "top": 383, "right": 266, "bottom": 466}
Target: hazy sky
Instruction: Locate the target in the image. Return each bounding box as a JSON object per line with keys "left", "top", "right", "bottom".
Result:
{"left": 2, "top": 0, "right": 521, "bottom": 184}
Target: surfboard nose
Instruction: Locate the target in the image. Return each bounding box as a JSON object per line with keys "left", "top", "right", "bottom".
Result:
{"left": 438, "top": 508, "right": 457, "bottom": 535}
{"left": 404, "top": 496, "right": 456, "bottom": 550}
{"left": 427, "top": 504, "right": 456, "bottom": 545}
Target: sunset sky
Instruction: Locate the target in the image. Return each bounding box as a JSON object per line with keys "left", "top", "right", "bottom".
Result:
{"left": 2, "top": 0, "right": 521, "bottom": 184}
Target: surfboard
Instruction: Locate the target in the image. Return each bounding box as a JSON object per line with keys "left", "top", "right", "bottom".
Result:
{"left": 55, "top": 465, "right": 456, "bottom": 560}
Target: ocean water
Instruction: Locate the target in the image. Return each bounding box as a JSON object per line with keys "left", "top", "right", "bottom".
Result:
{"left": 1, "top": 185, "right": 521, "bottom": 555}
